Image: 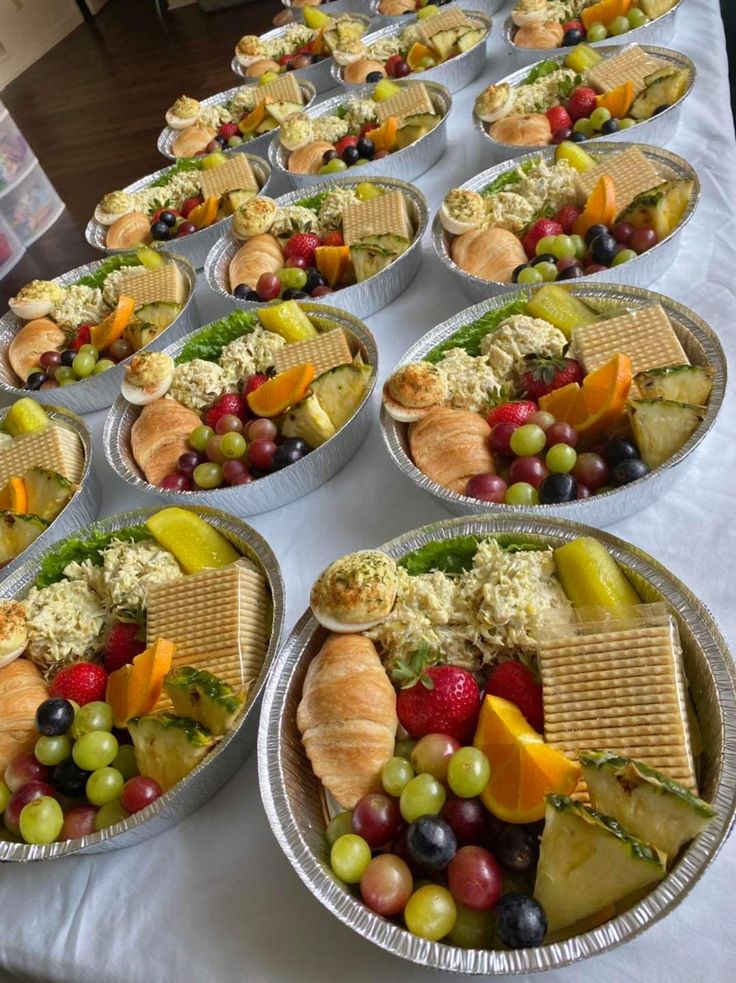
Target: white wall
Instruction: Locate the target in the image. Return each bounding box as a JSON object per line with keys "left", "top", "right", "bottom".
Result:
{"left": 0, "top": 0, "right": 84, "bottom": 89}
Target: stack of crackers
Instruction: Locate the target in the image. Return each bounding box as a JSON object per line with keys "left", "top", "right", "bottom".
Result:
{"left": 274, "top": 328, "right": 353, "bottom": 378}
{"left": 587, "top": 44, "right": 666, "bottom": 95}
{"left": 0, "top": 424, "right": 84, "bottom": 487}
{"left": 571, "top": 303, "right": 688, "bottom": 376}
{"left": 253, "top": 73, "right": 304, "bottom": 107}
{"left": 576, "top": 147, "right": 662, "bottom": 213}
{"left": 200, "top": 155, "right": 259, "bottom": 199}
{"left": 118, "top": 262, "right": 187, "bottom": 309}
{"left": 375, "top": 84, "right": 437, "bottom": 124}
{"left": 342, "top": 190, "right": 413, "bottom": 248}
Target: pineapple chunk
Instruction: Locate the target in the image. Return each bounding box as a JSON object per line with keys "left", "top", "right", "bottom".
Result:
{"left": 281, "top": 393, "right": 337, "bottom": 448}
{"left": 457, "top": 28, "right": 486, "bottom": 53}
{"left": 617, "top": 179, "right": 694, "bottom": 241}
{"left": 128, "top": 712, "right": 216, "bottom": 791}
{"left": 628, "top": 398, "right": 705, "bottom": 469}
{"left": 634, "top": 364, "right": 714, "bottom": 405}
{"left": 163, "top": 666, "right": 246, "bottom": 737}
{"left": 311, "top": 362, "right": 372, "bottom": 430}
{"left": 24, "top": 468, "right": 74, "bottom": 522}
{"left": 265, "top": 101, "right": 303, "bottom": 124}
{"left": 0, "top": 511, "right": 47, "bottom": 564}
{"left": 630, "top": 68, "right": 690, "bottom": 121}
{"left": 638, "top": 0, "right": 678, "bottom": 18}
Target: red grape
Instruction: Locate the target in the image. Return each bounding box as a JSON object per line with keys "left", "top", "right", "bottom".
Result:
{"left": 286, "top": 255, "right": 308, "bottom": 269}
{"left": 39, "top": 351, "right": 61, "bottom": 371}
{"left": 206, "top": 435, "right": 226, "bottom": 464}
{"left": 159, "top": 473, "right": 191, "bottom": 491}
{"left": 108, "top": 338, "right": 133, "bottom": 363}
{"left": 60, "top": 805, "right": 97, "bottom": 840}
{"left": 447, "top": 846, "right": 503, "bottom": 911}
{"left": 577, "top": 482, "right": 592, "bottom": 499}
{"left": 490, "top": 422, "right": 518, "bottom": 456}
{"left": 247, "top": 438, "right": 277, "bottom": 470}
{"left": 572, "top": 452, "right": 609, "bottom": 491}
{"left": 441, "top": 797, "right": 488, "bottom": 847}
{"left": 584, "top": 264, "right": 608, "bottom": 274}
{"left": 4, "top": 781, "right": 55, "bottom": 833}
{"left": 215, "top": 414, "right": 244, "bottom": 435}
{"left": 246, "top": 418, "right": 278, "bottom": 441}
{"left": 230, "top": 473, "right": 253, "bottom": 486}
{"left": 311, "top": 285, "right": 333, "bottom": 297}
{"left": 222, "top": 459, "right": 250, "bottom": 483}
{"left": 257, "top": 272, "right": 281, "bottom": 301}
{"left": 465, "top": 473, "right": 507, "bottom": 503}
{"left": 120, "top": 776, "right": 163, "bottom": 814}
{"left": 5, "top": 753, "right": 52, "bottom": 792}
{"left": 177, "top": 452, "right": 201, "bottom": 475}
{"left": 629, "top": 227, "right": 657, "bottom": 253}
{"left": 351, "top": 792, "right": 400, "bottom": 848}
{"left": 612, "top": 222, "right": 633, "bottom": 243}
{"left": 360, "top": 854, "right": 413, "bottom": 916}
{"left": 508, "top": 456, "right": 548, "bottom": 489}
{"left": 545, "top": 422, "right": 578, "bottom": 448}
{"left": 411, "top": 734, "right": 460, "bottom": 783}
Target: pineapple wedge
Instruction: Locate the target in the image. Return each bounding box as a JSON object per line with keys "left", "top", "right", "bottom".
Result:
{"left": 281, "top": 393, "right": 337, "bottom": 448}
{"left": 0, "top": 511, "right": 47, "bottom": 564}
{"left": 634, "top": 364, "right": 714, "bottom": 405}
{"left": 630, "top": 68, "right": 690, "bottom": 121}
{"left": 24, "top": 468, "right": 74, "bottom": 522}
{"left": 310, "top": 362, "right": 373, "bottom": 430}
{"left": 617, "top": 180, "right": 694, "bottom": 242}
{"left": 628, "top": 398, "right": 705, "bottom": 469}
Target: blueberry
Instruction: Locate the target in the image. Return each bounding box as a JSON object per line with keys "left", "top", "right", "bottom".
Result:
{"left": 272, "top": 440, "right": 308, "bottom": 470}
{"left": 60, "top": 349, "right": 76, "bottom": 367}
{"left": 558, "top": 264, "right": 583, "bottom": 279}
{"left": 570, "top": 131, "right": 588, "bottom": 143}
{"left": 494, "top": 894, "right": 548, "bottom": 949}
{"left": 151, "top": 220, "right": 170, "bottom": 240}
{"left": 531, "top": 253, "right": 556, "bottom": 267}
{"left": 604, "top": 436, "right": 639, "bottom": 466}
{"left": 585, "top": 223, "right": 609, "bottom": 245}
{"left": 512, "top": 263, "right": 530, "bottom": 283}
{"left": 539, "top": 472, "right": 578, "bottom": 503}
{"left": 590, "top": 233, "right": 618, "bottom": 265}
{"left": 26, "top": 371, "right": 47, "bottom": 390}
{"left": 341, "top": 146, "right": 361, "bottom": 166}
{"left": 52, "top": 759, "right": 89, "bottom": 798}
{"left": 322, "top": 149, "right": 338, "bottom": 164}
{"left": 406, "top": 816, "right": 457, "bottom": 871}
{"left": 356, "top": 136, "right": 375, "bottom": 159}
{"left": 159, "top": 210, "right": 177, "bottom": 227}
{"left": 612, "top": 458, "right": 650, "bottom": 485}
{"left": 366, "top": 71, "right": 384, "bottom": 83}
{"left": 282, "top": 437, "right": 309, "bottom": 454}
{"left": 305, "top": 270, "right": 327, "bottom": 293}
{"left": 280, "top": 288, "right": 309, "bottom": 300}
{"left": 494, "top": 825, "right": 539, "bottom": 873}
{"left": 36, "top": 698, "right": 75, "bottom": 736}
{"left": 601, "top": 118, "right": 621, "bottom": 134}
{"left": 563, "top": 28, "right": 585, "bottom": 46}
{"left": 233, "top": 283, "right": 251, "bottom": 299}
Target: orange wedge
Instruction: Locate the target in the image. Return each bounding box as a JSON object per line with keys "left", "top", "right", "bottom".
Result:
{"left": 239, "top": 101, "right": 267, "bottom": 135}
{"left": 246, "top": 363, "right": 315, "bottom": 417}
{"left": 595, "top": 81, "right": 635, "bottom": 119}
{"left": 407, "top": 41, "right": 434, "bottom": 71}
{"left": 90, "top": 294, "right": 136, "bottom": 351}
{"left": 370, "top": 116, "right": 399, "bottom": 153}
{"left": 573, "top": 175, "right": 617, "bottom": 237}
{"left": 539, "top": 353, "right": 632, "bottom": 438}
{"left": 188, "top": 194, "right": 220, "bottom": 230}
{"left": 307, "top": 28, "right": 325, "bottom": 56}
{"left": 106, "top": 637, "right": 174, "bottom": 728}
{"left": 581, "top": 0, "right": 631, "bottom": 30}
{"left": 0, "top": 476, "right": 28, "bottom": 514}
{"left": 474, "top": 695, "right": 580, "bottom": 824}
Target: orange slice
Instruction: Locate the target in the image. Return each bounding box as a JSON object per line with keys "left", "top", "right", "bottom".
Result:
{"left": 474, "top": 695, "right": 580, "bottom": 824}
{"left": 370, "top": 116, "right": 399, "bottom": 153}
{"left": 239, "top": 101, "right": 267, "bottom": 135}
{"left": 581, "top": 0, "right": 631, "bottom": 30}
{"left": 540, "top": 353, "right": 632, "bottom": 438}
{"left": 407, "top": 42, "right": 434, "bottom": 71}
{"left": 90, "top": 294, "right": 136, "bottom": 351}
{"left": 188, "top": 194, "right": 220, "bottom": 230}
{"left": 595, "top": 81, "right": 635, "bottom": 119}
{"left": 314, "top": 244, "right": 351, "bottom": 287}
{"left": 573, "top": 175, "right": 617, "bottom": 237}
{"left": 537, "top": 382, "right": 581, "bottom": 421}
{"left": 307, "top": 28, "right": 325, "bottom": 56}
{"left": 246, "top": 363, "right": 315, "bottom": 417}
{"left": 106, "top": 637, "right": 174, "bottom": 728}
{"left": 0, "top": 476, "right": 28, "bottom": 514}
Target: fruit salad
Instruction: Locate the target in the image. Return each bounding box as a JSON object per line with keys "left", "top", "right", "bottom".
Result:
{"left": 90, "top": 152, "right": 267, "bottom": 251}
{"left": 226, "top": 182, "right": 419, "bottom": 302}
{"left": 509, "top": 0, "right": 678, "bottom": 50}
{"left": 383, "top": 284, "right": 714, "bottom": 506}
{"left": 438, "top": 143, "right": 694, "bottom": 285}
{"left": 0, "top": 507, "right": 272, "bottom": 849}
{"left": 339, "top": 7, "right": 488, "bottom": 85}
{"left": 121, "top": 304, "right": 373, "bottom": 493}
{"left": 0, "top": 400, "right": 86, "bottom": 566}
{"left": 476, "top": 43, "right": 691, "bottom": 148}
{"left": 5, "top": 250, "right": 189, "bottom": 392}
{"left": 296, "top": 532, "right": 716, "bottom": 947}
{"left": 160, "top": 75, "right": 312, "bottom": 159}
{"left": 277, "top": 79, "right": 446, "bottom": 176}
{"left": 233, "top": 8, "right": 369, "bottom": 80}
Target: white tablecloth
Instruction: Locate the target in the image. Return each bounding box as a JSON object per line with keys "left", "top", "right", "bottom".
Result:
{"left": 1, "top": 1, "right": 735, "bottom": 980}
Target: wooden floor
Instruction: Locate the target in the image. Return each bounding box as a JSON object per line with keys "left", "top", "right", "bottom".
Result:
{"left": 0, "top": 0, "right": 277, "bottom": 306}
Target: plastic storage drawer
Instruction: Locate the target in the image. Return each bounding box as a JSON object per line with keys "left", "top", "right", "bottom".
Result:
{"left": 0, "top": 158, "right": 63, "bottom": 246}
{"left": 0, "top": 107, "right": 36, "bottom": 195}
{"left": 0, "top": 211, "right": 25, "bottom": 278}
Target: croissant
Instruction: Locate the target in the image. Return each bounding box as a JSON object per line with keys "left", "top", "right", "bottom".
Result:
{"left": 106, "top": 212, "right": 152, "bottom": 250}
{"left": 409, "top": 407, "right": 494, "bottom": 495}
{"left": 379, "top": 0, "right": 416, "bottom": 13}
{"left": 8, "top": 318, "right": 66, "bottom": 384}
{"left": 489, "top": 113, "right": 552, "bottom": 147}
{"left": 228, "top": 233, "right": 283, "bottom": 291}
{"left": 0, "top": 660, "right": 48, "bottom": 775}
{"left": 514, "top": 21, "right": 565, "bottom": 49}
{"left": 288, "top": 141, "right": 338, "bottom": 176}
{"left": 131, "top": 398, "right": 202, "bottom": 486}
{"left": 297, "top": 633, "right": 397, "bottom": 808}
{"left": 451, "top": 227, "right": 528, "bottom": 284}
{"left": 171, "top": 125, "right": 216, "bottom": 158}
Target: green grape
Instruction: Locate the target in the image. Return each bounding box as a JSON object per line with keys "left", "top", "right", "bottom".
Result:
{"left": 190, "top": 425, "right": 214, "bottom": 452}
{"left": 59, "top": 377, "right": 78, "bottom": 387}
{"left": 320, "top": 158, "right": 348, "bottom": 175}
{"left": 550, "top": 235, "right": 576, "bottom": 260}
{"left": 93, "top": 359, "right": 115, "bottom": 374}
{"left": 220, "top": 432, "right": 247, "bottom": 459}
{"left": 448, "top": 906, "right": 495, "bottom": 948}
{"left": 509, "top": 424, "right": 546, "bottom": 456}
{"left": 78, "top": 344, "right": 99, "bottom": 359}
{"left": 86, "top": 767, "right": 125, "bottom": 807}
{"left": 404, "top": 885, "right": 456, "bottom": 941}
{"left": 54, "top": 365, "right": 75, "bottom": 383}
{"left": 382, "top": 756, "right": 414, "bottom": 796}
{"left": 589, "top": 107, "right": 612, "bottom": 130}
{"left": 504, "top": 482, "right": 540, "bottom": 506}
{"left": 94, "top": 799, "right": 128, "bottom": 831}
{"left": 535, "top": 235, "right": 558, "bottom": 257}
{"left": 570, "top": 234, "right": 587, "bottom": 260}
{"left": 72, "top": 731, "right": 118, "bottom": 771}
{"left": 627, "top": 8, "right": 649, "bottom": 28}
{"left": 326, "top": 811, "right": 353, "bottom": 847}
{"left": 609, "top": 14, "right": 630, "bottom": 35}
{"left": 330, "top": 834, "right": 371, "bottom": 883}
{"left": 612, "top": 247, "right": 637, "bottom": 265}
{"left": 278, "top": 267, "right": 308, "bottom": 290}
{"left": 546, "top": 443, "right": 577, "bottom": 473}
{"left": 573, "top": 118, "right": 594, "bottom": 137}
{"left": 447, "top": 747, "right": 491, "bottom": 799}
{"left": 19, "top": 796, "right": 64, "bottom": 845}
{"left": 34, "top": 735, "right": 72, "bottom": 766}
{"left": 75, "top": 701, "right": 114, "bottom": 735}
{"left": 72, "top": 352, "right": 96, "bottom": 378}
{"left": 0, "top": 779, "right": 9, "bottom": 813}
{"left": 618, "top": 117, "right": 636, "bottom": 129}
{"left": 534, "top": 261, "right": 558, "bottom": 282}
{"left": 113, "top": 744, "right": 139, "bottom": 781}
{"left": 517, "top": 267, "right": 543, "bottom": 285}
{"left": 399, "top": 773, "right": 446, "bottom": 823}
{"left": 193, "top": 462, "right": 224, "bottom": 488}
{"left": 418, "top": 56, "right": 436, "bottom": 69}
{"left": 394, "top": 738, "right": 416, "bottom": 760}
{"left": 586, "top": 22, "right": 607, "bottom": 42}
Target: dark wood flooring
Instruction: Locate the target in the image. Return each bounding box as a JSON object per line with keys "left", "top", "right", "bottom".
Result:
{"left": 0, "top": 0, "right": 277, "bottom": 307}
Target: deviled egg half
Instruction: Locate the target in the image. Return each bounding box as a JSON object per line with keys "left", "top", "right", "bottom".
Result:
{"left": 232, "top": 197, "right": 279, "bottom": 240}
{"left": 8, "top": 279, "right": 65, "bottom": 321}
{"left": 121, "top": 352, "right": 176, "bottom": 405}
{"left": 93, "top": 190, "right": 135, "bottom": 227}
{"left": 165, "top": 95, "right": 202, "bottom": 131}
{"left": 438, "top": 189, "right": 487, "bottom": 236}
{"left": 310, "top": 551, "right": 399, "bottom": 633}
{"left": 474, "top": 83, "right": 515, "bottom": 124}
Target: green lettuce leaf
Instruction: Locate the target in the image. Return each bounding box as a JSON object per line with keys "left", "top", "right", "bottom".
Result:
{"left": 74, "top": 254, "right": 142, "bottom": 290}
{"left": 400, "top": 533, "right": 547, "bottom": 576}
{"left": 425, "top": 297, "right": 530, "bottom": 362}
{"left": 176, "top": 309, "right": 259, "bottom": 365}
{"left": 294, "top": 189, "right": 331, "bottom": 212}
{"left": 34, "top": 526, "right": 153, "bottom": 589}
{"left": 521, "top": 59, "right": 559, "bottom": 85}
{"left": 480, "top": 159, "right": 537, "bottom": 199}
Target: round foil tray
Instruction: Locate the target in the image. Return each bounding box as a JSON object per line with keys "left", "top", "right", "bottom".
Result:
{"left": 381, "top": 282, "right": 726, "bottom": 526}
{"left": 432, "top": 141, "right": 700, "bottom": 302}
{"left": 0, "top": 505, "right": 285, "bottom": 862}
{"left": 268, "top": 79, "right": 451, "bottom": 189}
{"left": 332, "top": 9, "right": 491, "bottom": 93}
{"left": 283, "top": 0, "right": 379, "bottom": 25}
{"left": 501, "top": 0, "right": 682, "bottom": 67}
{"left": 204, "top": 175, "right": 428, "bottom": 320}
{"left": 230, "top": 13, "right": 373, "bottom": 92}
{"left": 474, "top": 46, "right": 696, "bottom": 165}
{"left": 375, "top": 0, "right": 502, "bottom": 27}
{"left": 0, "top": 254, "right": 198, "bottom": 414}
{"left": 259, "top": 513, "right": 736, "bottom": 973}
{"left": 84, "top": 154, "right": 272, "bottom": 271}
{"left": 156, "top": 80, "right": 317, "bottom": 162}
{"left": 103, "top": 303, "right": 378, "bottom": 517}
{"left": 0, "top": 404, "right": 100, "bottom": 580}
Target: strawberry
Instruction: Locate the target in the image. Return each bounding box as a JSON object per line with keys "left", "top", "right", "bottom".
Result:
{"left": 521, "top": 218, "right": 563, "bottom": 260}
{"left": 69, "top": 324, "right": 91, "bottom": 351}
{"left": 485, "top": 661, "right": 543, "bottom": 733}
{"left": 567, "top": 87, "right": 598, "bottom": 122}
{"left": 104, "top": 622, "right": 146, "bottom": 674}
{"left": 181, "top": 196, "right": 203, "bottom": 218}
{"left": 486, "top": 400, "right": 538, "bottom": 429}
{"left": 554, "top": 205, "right": 582, "bottom": 235}
{"left": 393, "top": 647, "right": 480, "bottom": 743}
{"left": 284, "top": 232, "right": 322, "bottom": 267}
{"left": 545, "top": 106, "right": 572, "bottom": 134}
{"left": 519, "top": 356, "right": 583, "bottom": 400}
{"left": 322, "top": 230, "right": 344, "bottom": 247}
{"left": 561, "top": 19, "right": 585, "bottom": 33}
{"left": 334, "top": 135, "right": 359, "bottom": 156}
{"left": 218, "top": 122, "right": 240, "bottom": 139}
{"left": 50, "top": 662, "right": 107, "bottom": 706}
{"left": 204, "top": 392, "right": 248, "bottom": 429}
{"left": 279, "top": 53, "right": 295, "bottom": 67}
{"left": 243, "top": 373, "right": 269, "bottom": 397}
